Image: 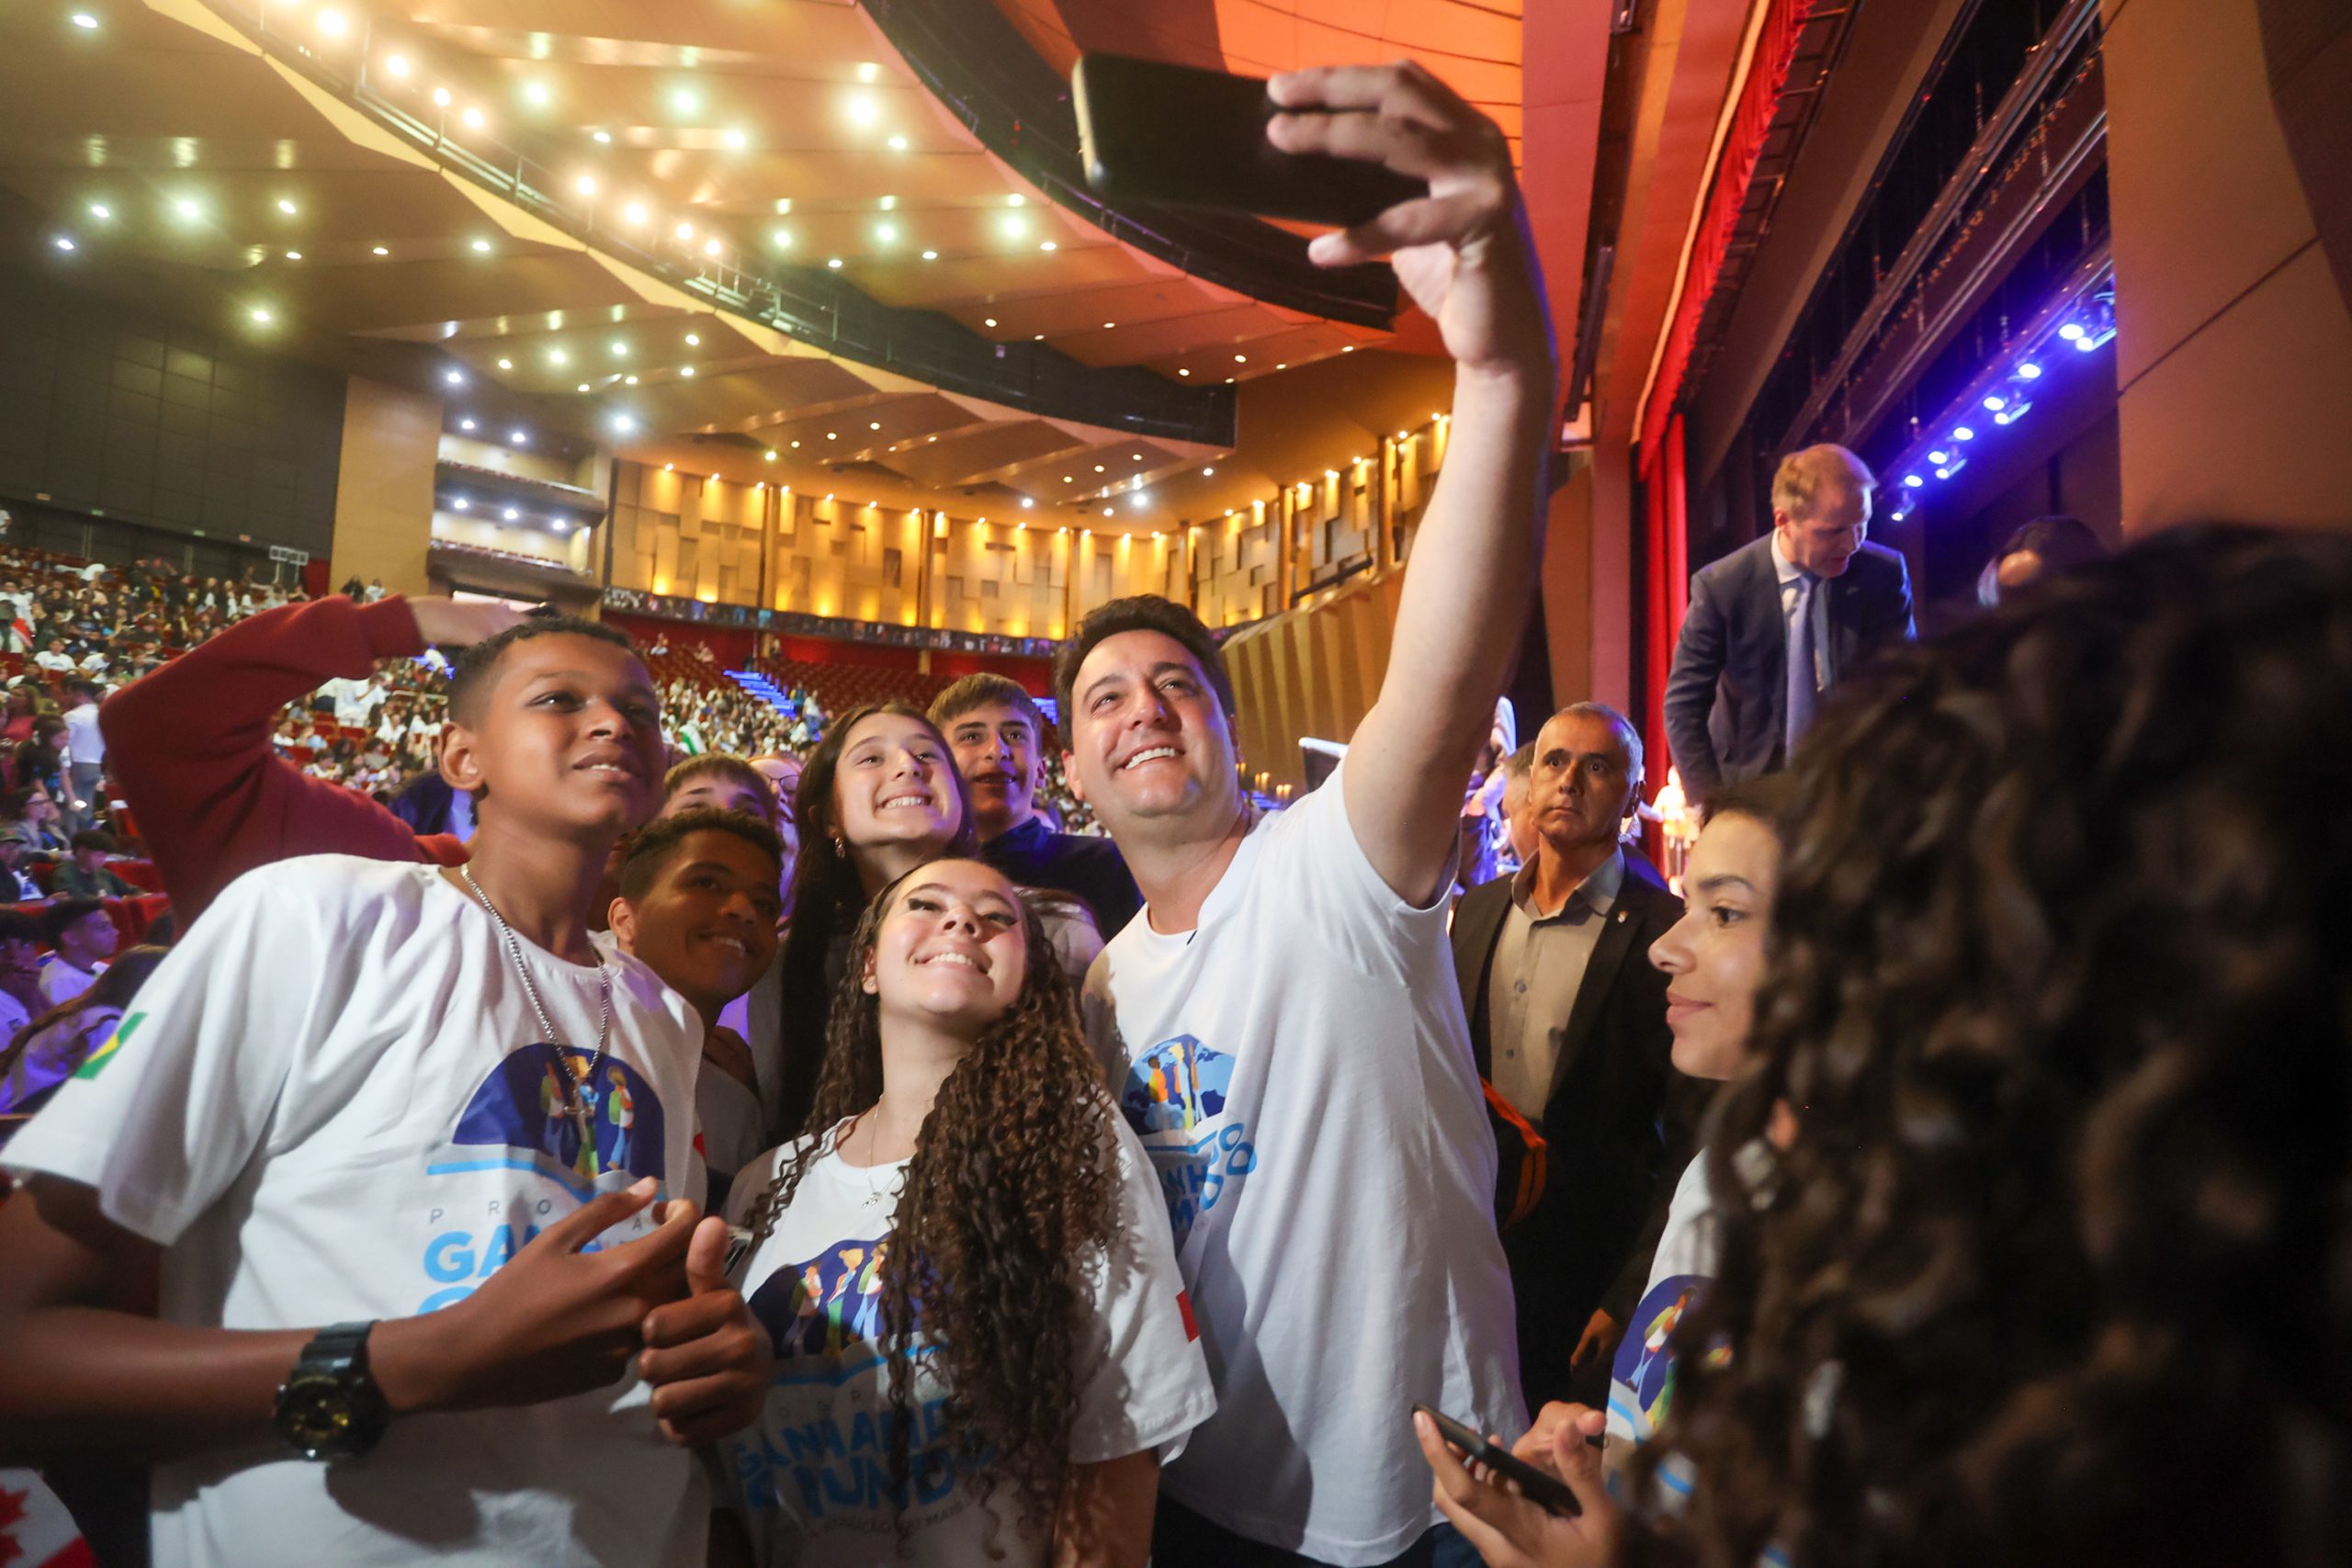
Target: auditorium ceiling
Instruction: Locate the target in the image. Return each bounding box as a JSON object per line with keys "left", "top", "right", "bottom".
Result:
{"left": 0, "top": 0, "right": 1534, "bottom": 535}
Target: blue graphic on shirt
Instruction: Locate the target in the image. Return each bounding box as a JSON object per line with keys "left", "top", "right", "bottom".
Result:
{"left": 429, "top": 1043, "right": 667, "bottom": 1199}
{"left": 750, "top": 1235, "right": 894, "bottom": 1380}
{"left": 737, "top": 1235, "right": 994, "bottom": 1528}
{"left": 1611, "top": 1273, "right": 1707, "bottom": 1441}
{"left": 1118, "top": 1034, "right": 1255, "bottom": 1247}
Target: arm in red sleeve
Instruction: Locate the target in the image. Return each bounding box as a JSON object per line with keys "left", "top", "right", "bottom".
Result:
{"left": 97, "top": 594, "right": 465, "bottom": 928}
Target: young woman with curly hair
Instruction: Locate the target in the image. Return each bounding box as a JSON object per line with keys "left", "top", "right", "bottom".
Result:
{"left": 1422, "top": 525, "right": 2352, "bottom": 1568}
{"left": 714, "top": 856, "right": 1215, "bottom": 1567}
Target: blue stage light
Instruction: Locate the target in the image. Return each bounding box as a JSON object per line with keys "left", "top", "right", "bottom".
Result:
{"left": 1953, "top": 425, "right": 1975, "bottom": 441}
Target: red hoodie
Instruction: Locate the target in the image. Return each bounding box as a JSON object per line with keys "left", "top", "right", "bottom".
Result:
{"left": 98, "top": 594, "right": 466, "bottom": 927}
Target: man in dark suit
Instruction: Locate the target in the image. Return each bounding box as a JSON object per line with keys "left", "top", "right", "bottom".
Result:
{"left": 1451, "top": 702, "right": 1684, "bottom": 1413}
{"left": 1663, "top": 444, "right": 1915, "bottom": 799}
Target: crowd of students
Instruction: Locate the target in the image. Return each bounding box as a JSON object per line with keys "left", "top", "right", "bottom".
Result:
{"left": 0, "top": 61, "right": 2343, "bottom": 1568}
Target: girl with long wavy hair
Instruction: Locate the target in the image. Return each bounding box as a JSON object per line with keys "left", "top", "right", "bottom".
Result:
{"left": 1419, "top": 525, "right": 2352, "bottom": 1568}
{"left": 770, "top": 703, "right": 973, "bottom": 1142}
{"left": 713, "top": 857, "right": 1213, "bottom": 1567}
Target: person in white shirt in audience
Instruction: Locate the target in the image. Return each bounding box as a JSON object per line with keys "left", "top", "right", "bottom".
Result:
{"left": 37, "top": 898, "right": 116, "bottom": 1006}
{"left": 1056, "top": 61, "right": 1554, "bottom": 1568}
{"left": 0, "top": 945, "right": 167, "bottom": 1122}
{"left": 61, "top": 681, "right": 105, "bottom": 839}
{"left": 34, "top": 640, "right": 74, "bottom": 674}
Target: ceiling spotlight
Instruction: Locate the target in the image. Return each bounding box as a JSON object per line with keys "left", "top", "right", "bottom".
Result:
{"left": 1953, "top": 425, "right": 1975, "bottom": 441}
{"left": 624, "top": 374, "right": 638, "bottom": 384}
{"left": 1203, "top": 467, "right": 1215, "bottom": 476}
{"left": 462, "top": 107, "right": 487, "bottom": 130}
{"left": 443, "top": 369, "right": 465, "bottom": 387}
{"left": 1039, "top": 241, "right": 1057, "bottom": 252}
{"left": 52, "top": 234, "right": 75, "bottom": 251}
{"left": 856, "top": 62, "right": 880, "bottom": 84}
{"left": 1275, "top": 362, "right": 1287, "bottom": 370}
{"left": 501, "top": 507, "right": 520, "bottom": 521}
{"left": 249, "top": 306, "right": 274, "bottom": 324}
{"left": 887, "top": 135, "right": 908, "bottom": 152}
{"left": 1007, "top": 194, "right": 1026, "bottom": 207}
{"left": 370, "top": 244, "right": 389, "bottom": 256}
{"left": 173, "top": 197, "right": 201, "bottom": 220}
{"left": 763, "top": 449, "right": 776, "bottom": 461}
{"left": 1903, "top": 474, "right": 1925, "bottom": 489}
{"left": 869, "top": 421, "right": 881, "bottom": 430}
{"left": 826, "top": 257, "right": 842, "bottom": 269}
{"left": 2057, "top": 322, "right": 2085, "bottom": 341}
{"left": 876, "top": 222, "right": 897, "bottom": 243}
{"left": 1928, "top": 449, "right": 1949, "bottom": 465}
{"left": 1178, "top": 368, "right": 1190, "bottom": 377}
{"left": 459, "top": 418, "right": 476, "bottom": 431}
{"left": 1000, "top": 215, "right": 1028, "bottom": 241}
{"left": 551, "top": 521, "right": 570, "bottom": 534}
{"left": 1234, "top": 354, "right": 1247, "bottom": 363}
{"left": 679, "top": 366, "right": 695, "bottom": 378}
{"left": 983, "top": 317, "right": 997, "bottom": 328}
{"left": 547, "top": 349, "right": 569, "bottom": 367}
{"left": 1982, "top": 394, "right": 2007, "bottom": 412}
{"left": 772, "top": 229, "right": 793, "bottom": 248}
{"left": 1341, "top": 344, "right": 1354, "bottom": 353}
{"left": 611, "top": 414, "right": 637, "bottom": 434}
{"left": 433, "top": 87, "right": 452, "bottom": 107}
{"left": 1093, "top": 464, "right": 1104, "bottom": 473}
{"left": 2018, "top": 362, "right": 2042, "bottom": 379}
{"left": 845, "top": 93, "right": 880, "bottom": 128}
{"left": 674, "top": 221, "right": 695, "bottom": 241}
{"left": 510, "top": 429, "right": 527, "bottom": 445}
{"left": 592, "top": 130, "right": 613, "bottom": 144}
{"left": 623, "top": 202, "right": 648, "bottom": 225}
{"left": 86, "top": 202, "right": 111, "bottom": 220}
{"left": 452, "top": 498, "right": 469, "bottom": 511}
{"left": 774, "top": 197, "right": 793, "bottom": 215}
{"left": 1022, "top": 498, "right": 1035, "bottom": 509}
{"left": 684, "top": 333, "right": 701, "bottom": 346}
{"left": 673, "top": 89, "right": 700, "bottom": 116}
{"left": 724, "top": 129, "right": 749, "bottom": 150}
{"left": 921, "top": 249, "right": 937, "bottom": 261}
{"left": 703, "top": 238, "right": 722, "bottom": 257}
{"left": 318, "top": 11, "right": 349, "bottom": 39}
{"left": 70, "top": 11, "right": 99, "bottom": 28}
{"left": 496, "top": 357, "right": 513, "bottom": 370}
{"left": 790, "top": 440, "right": 799, "bottom": 448}
{"left": 469, "top": 238, "right": 492, "bottom": 254}
{"left": 525, "top": 81, "right": 552, "bottom": 107}
{"left": 574, "top": 175, "right": 597, "bottom": 197}
{"left": 283, "top": 250, "right": 302, "bottom": 261}
{"left": 277, "top": 197, "right": 298, "bottom": 216}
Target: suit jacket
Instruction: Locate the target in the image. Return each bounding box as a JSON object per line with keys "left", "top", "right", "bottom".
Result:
{"left": 1452, "top": 859, "right": 1684, "bottom": 1403}
{"left": 1662, "top": 535, "right": 1914, "bottom": 796}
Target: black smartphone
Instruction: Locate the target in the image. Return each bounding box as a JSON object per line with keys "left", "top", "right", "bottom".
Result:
{"left": 1413, "top": 1403, "right": 1584, "bottom": 1518}
{"left": 1072, "top": 51, "right": 1427, "bottom": 228}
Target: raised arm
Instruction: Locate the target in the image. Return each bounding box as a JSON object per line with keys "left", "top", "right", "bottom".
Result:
{"left": 1267, "top": 63, "right": 1557, "bottom": 907}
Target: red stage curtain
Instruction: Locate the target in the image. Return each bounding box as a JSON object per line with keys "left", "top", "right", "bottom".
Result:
{"left": 1639, "top": 416, "right": 1691, "bottom": 796}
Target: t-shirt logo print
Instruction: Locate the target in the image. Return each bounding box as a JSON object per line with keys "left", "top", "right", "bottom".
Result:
{"left": 1119, "top": 1033, "right": 1255, "bottom": 1247}
{"left": 71, "top": 1010, "right": 144, "bottom": 1082}
{"left": 748, "top": 1236, "right": 892, "bottom": 1381}
{"left": 432, "top": 1043, "right": 669, "bottom": 1199}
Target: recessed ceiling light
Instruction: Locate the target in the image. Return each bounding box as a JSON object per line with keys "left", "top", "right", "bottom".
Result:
{"left": 623, "top": 202, "right": 648, "bottom": 225}
{"left": 702, "top": 238, "right": 721, "bottom": 256}
{"left": 1276, "top": 362, "right": 1287, "bottom": 369}
{"left": 845, "top": 93, "right": 880, "bottom": 128}
{"left": 826, "top": 257, "right": 842, "bottom": 269}
{"left": 496, "top": 357, "right": 513, "bottom": 370}
{"left": 575, "top": 382, "right": 589, "bottom": 392}
{"left": 1178, "top": 368, "right": 1190, "bottom": 377}
{"left": 1341, "top": 344, "right": 1354, "bottom": 353}
{"left": 1234, "top": 354, "right": 1247, "bottom": 363}
{"left": 284, "top": 250, "right": 302, "bottom": 261}
{"left": 503, "top": 507, "right": 520, "bottom": 521}
{"left": 548, "top": 349, "right": 570, "bottom": 367}
{"left": 1039, "top": 241, "right": 1057, "bottom": 253}
{"left": 869, "top": 421, "right": 881, "bottom": 430}
{"left": 526, "top": 81, "right": 552, "bottom": 107}
{"left": 443, "top": 369, "right": 465, "bottom": 386}
{"left": 921, "top": 249, "right": 937, "bottom": 261}
{"left": 173, "top": 197, "right": 201, "bottom": 220}
{"left": 790, "top": 440, "right": 800, "bottom": 448}
{"left": 1203, "top": 467, "right": 1215, "bottom": 476}
{"left": 1000, "top": 216, "right": 1026, "bottom": 240}
{"left": 612, "top": 414, "right": 638, "bottom": 434}
{"left": 674, "top": 221, "right": 695, "bottom": 241}
{"left": 459, "top": 418, "right": 476, "bottom": 431}
{"left": 574, "top": 175, "right": 597, "bottom": 197}
{"left": 52, "top": 235, "right": 75, "bottom": 251}
{"left": 763, "top": 449, "right": 776, "bottom": 461}
{"left": 1102, "top": 321, "right": 1115, "bottom": 329}
{"left": 724, "top": 129, "right": 749, "bottom": 150}
{"left": 318, "top": 11, "right": 349, "bottom": 39}
{"left": 277, "top": 197, "right": 298, "bottom": 216}
{"left": 772, "top": 229, "right": 792, "bottom": 248}
{"left": 371, "top": 244, "right": 389, "bottom": 256}
{"left": 87, "top": 202, "right": 110, "bottom": 220}
{"left": 249, "top": 306, "right": 274, "bottom": 323}
{"left": 69, "top": 12, "right": 99, "bottom": 29}
{"left": 1093, "top": 464, "right": 1104, "bottom": 472}
{"left": 592, "top": 130, "right": 613, "bottom": 144}
{"left": 470, "top": 238, "right": 492, "bottom": 254}
{"left": 982, "top": 317, "right": 997, "bottom": 328}
{"left": 461, "top": 107, "right": 487, "bottom": 130}
{"left": 510, "top": 429, "right": 528, "bottom": 445}
{"left": 452, "top": 498, "right": 469, "bottom": 511}
{"left": 673, "top": 89, "right": 700, "bottom": 115}
{"left": 876, "top": 222, "right": 897, "bottom": 243}
{"left": 433, "top": 87, "right": 452, "bottom": 107}
{"left": 887, "top": 135, "right": 908, "bottom": 152}
{"left": 857, "top": 62, "right": 880, "bottom": 84}
{"left": 684, "top": 333, "right": 700, "bottom": 345}
{"left": 1007, "top": 194, "right": 1026, "bottom": 207}
{"left": 679, "top": 366, "right": 695, "bottom": 378}
{"left": 826, "top": 432, "right": 837, "bottom": 440}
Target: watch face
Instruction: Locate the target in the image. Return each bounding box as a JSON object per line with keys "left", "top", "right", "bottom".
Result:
{"left": 280, "top": 1377, "right": 355, "bottom": 1450}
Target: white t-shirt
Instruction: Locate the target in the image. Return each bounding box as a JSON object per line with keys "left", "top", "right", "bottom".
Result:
{"left": 64, "top": 701, "right": 104, "bottom": 769}
{"left": 3, "top": 856, "right": 710, "bottom": 1568}
{"left": 1080, "top": 763, "right": 1523, "bottom": 1564}
{"left": 39, "top": 955, "right": 104, "bottom": 1007}
{"left": 34, "top": 650, "right": 74, "bottom": 672}
{"left": 717, "top": 1117, "right": 1215, "bottom": 1568}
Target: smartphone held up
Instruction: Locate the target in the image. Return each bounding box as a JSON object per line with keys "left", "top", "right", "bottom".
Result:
{"left": 1073, "top": 52, "right": 1428, "bottom": 229}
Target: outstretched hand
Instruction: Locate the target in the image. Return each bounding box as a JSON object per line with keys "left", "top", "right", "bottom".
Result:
{"left": 407, "top": 595, "right": 532, "bottom": 649}
{"left": 1416, "top": 1404, "right": 1620, "bottom": 1568}
{"left": 1266, "top": 62, "right": 1551, "bottom": 380}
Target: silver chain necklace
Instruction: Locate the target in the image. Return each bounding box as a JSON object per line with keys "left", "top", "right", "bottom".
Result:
{"left": 460, "top": 865, "right": 613, "bottom": 1146}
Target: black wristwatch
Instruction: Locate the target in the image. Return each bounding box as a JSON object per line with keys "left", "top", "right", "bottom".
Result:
{"left": 273, "top": 1321, "right": 391, "bottom": 1461}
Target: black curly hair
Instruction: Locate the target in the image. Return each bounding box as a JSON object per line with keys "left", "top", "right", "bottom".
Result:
{"left": 1627, "top": 525, "right": 2352, "bottom": 1568}
{"left": 744, "top": 859, "right": 1122, "bottom": 1543}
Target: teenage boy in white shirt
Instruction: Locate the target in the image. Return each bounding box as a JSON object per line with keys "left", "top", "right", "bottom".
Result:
{"left": 0, "top": 616, "right": 773, "bottom": 1568}
{"left": 1055, "top": 62, "right": 1555, "bottom": 1568}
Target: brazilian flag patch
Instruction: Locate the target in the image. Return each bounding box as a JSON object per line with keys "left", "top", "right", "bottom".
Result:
{"left": 74, "top": 1010, "right": 145, "bottom": 1081}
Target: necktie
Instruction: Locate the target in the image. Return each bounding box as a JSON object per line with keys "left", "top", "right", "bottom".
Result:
{"left": 1786, "top": 570, "right": 1818, "bottom": 753}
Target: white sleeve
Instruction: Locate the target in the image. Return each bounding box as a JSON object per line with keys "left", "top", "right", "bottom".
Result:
{"left": 1256, "top": 758, "right": 1457, "bottom": 987}
{"left": 0, "top": 867, "right": 328, "bottom": 1246}
{"left": 1068, "top": 1116, "right": 1217, "bottom": 1464}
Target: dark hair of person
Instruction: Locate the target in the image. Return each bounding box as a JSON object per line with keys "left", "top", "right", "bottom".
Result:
{"left": 743, "top": 861, "right": 1119, "bottom": 1540}
{"left": 929, "top": 672, "right": 1047, "bottom": 740}
{"left": 662, "top": 752, "right": 769, "bottom": 807}
{"left": 1695, "top": 771, "right": 1795, "bottom": 833}
{"left": 617, "top": 807, "right": 782, "bottom": 902}
{"left": 68, "top": 829, "right": 115, "bottom": 855}
{"left": 446, "top": 615, "right": 634, "bottom": 723}
{"left": 1052, "top": 594, "right": 1234, "bottom": 725}
{"left": 1996, "top": 513, "right": 2107, "bottom": 572}
{"left": 0, "top": 909, "right": 40, "bottom": 945}
{"left": 0, "top": 944, "right": 168, "bottom": 1104}
{"left": 1627, "top": 525, "right": 2352, "bottom": 1568}
{"left": 41, "top": 898, "right": 107, "bottom": 947}
{"left": 771, "top": 704, "right": 975, "bottom": 1139}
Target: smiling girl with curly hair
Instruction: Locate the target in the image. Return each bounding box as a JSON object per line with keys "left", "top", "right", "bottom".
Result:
{"left": 715, "top": 857, "right": 1213, "bottom": 1567}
